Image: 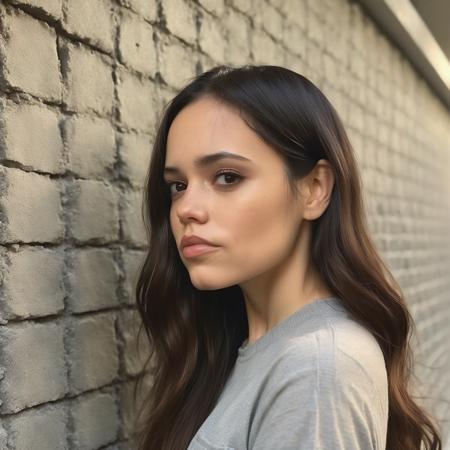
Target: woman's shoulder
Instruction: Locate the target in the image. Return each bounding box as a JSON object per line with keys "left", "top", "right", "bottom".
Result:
{"left": 330, "top": 316, "right": 387, "bottom": 381}
{"left": 248, "top": 316, "right": 389, "bottom": 450}
{"left": 277, "top": 315, "right": 388, "bottom": 407}
{"left": 281, "top": 312, "right": 385, "bottom": 362}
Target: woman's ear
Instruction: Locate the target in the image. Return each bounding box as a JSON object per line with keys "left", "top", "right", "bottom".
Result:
{"left": 299, "top": 159, "right": 335, "bottom": 221}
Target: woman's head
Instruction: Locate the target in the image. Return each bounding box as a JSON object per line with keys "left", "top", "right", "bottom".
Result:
{"left": 164, "top": 93, "right": 335, "bottom": 292}
{"left": 134, "top": 65, "right": 442, "bottom": 450}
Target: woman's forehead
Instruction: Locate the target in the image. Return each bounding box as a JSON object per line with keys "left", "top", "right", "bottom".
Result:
{"left": 166, "top": 100, "right": 275, "bottom": 167}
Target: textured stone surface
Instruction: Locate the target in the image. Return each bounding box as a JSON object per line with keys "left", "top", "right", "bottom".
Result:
{"left": 7, "top": 404, "right": 68, "bottom": 449}
{"left": 122, "top": 249, "right": 146, "bottom": 305}
{"left": 63, "top": 0, "right": 115, "bottom": 53}
{"left": 116, "top": 69, "right": 158, "bottom": 132}
{"left": 156, "top": 32, "right": 197, "bottom": 90}
{"left": 67, "top": 179, "right": 119, "bottom": 243}
{"left": 0, "top": 246, "right": 65, "bottom": 319}
{"left": 71, "top": 390, "right": 120, "bottom": 450}
{"left": 0, "top": 99, "right": 64, "bottom": 173}
{"left": 68, "top": 313, "right": 119, "bottom": 393}
{"left": 118, "top": 10, "right": 157, "bottom": 75}
{"left": 118, "top": 132, "right": 152, "bottom": 186}
{"left": 0, "top": 167, "right": 64, "bottom": 243}
{"left": 121, "top": 187, "right": 147, "bottom": 246}
{"left": 67, "top": 248, "right": 120, "bottom": 313}
{"left": 0, "top": 321, "right": 68, "bottom": 413}
{"left": 117, "top": 308, "right": 149, "bottom": 376}
{"left": 61, "top": 40, "right": 114, "bottom": 116}
{"left": 63, "top": 114, "right": 116, "bottom": 178}
{"left": 0, "top": 7, "right": 61, "bottom": 100}
{"left": 7, "top": 0, "right": 62, "bottom": 20}
{"left": 162, "top": 0, "right": 197, "bottom": 45}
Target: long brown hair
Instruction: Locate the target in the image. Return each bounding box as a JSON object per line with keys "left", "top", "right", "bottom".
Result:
{"left": 133, "top": 65, "right": 442, "bottom": 449}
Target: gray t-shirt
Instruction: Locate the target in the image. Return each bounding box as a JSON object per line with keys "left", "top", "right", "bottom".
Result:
{"left": 187, "top": 296, "right": 389, "bottom": 450}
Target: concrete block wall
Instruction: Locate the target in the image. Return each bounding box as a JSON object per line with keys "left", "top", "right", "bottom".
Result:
{"left": 0, "top": 0, "right": 449, "bottom": 448}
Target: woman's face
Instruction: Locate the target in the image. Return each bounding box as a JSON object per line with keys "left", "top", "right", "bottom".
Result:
{"left": 164, "top": 95, "right": 306, "bottom": 290}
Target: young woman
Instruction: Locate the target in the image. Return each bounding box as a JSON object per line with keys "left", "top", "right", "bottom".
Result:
{"left": 133, "top": 65, "right": 442, "bottom": 450}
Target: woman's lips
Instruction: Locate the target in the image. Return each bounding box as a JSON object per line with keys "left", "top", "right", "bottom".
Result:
{"left": 182, "top": 244, "right": 219, "bottom": 258}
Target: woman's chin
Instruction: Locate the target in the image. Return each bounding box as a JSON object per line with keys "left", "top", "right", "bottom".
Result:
{"left": 190, "top": 275, "right": 237, "bottom": 291}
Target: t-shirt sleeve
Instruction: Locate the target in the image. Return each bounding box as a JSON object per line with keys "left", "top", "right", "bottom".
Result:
{"left": 248, "top": 342, "right": 384, "bottom": 450}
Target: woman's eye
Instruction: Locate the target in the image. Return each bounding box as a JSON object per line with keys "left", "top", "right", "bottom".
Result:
{"left": 167, "top": 181, "right": 184, "bottom": 195}
{"left": 215, "top": 170, "right": 242, "bottom": 185}
{"left": 165, "top": 170, "right": 242, "bottom": 196}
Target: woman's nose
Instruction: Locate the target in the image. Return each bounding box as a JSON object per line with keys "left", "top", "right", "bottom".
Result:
{"left": 175, "top": 182, "right": 209, "bottom": 224}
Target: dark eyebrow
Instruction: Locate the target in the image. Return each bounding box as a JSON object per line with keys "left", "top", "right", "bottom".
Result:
{"left": 164, "top": 151, "right": 252, "bottom": 175}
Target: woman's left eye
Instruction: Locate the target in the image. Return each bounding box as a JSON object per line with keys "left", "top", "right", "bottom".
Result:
{"left": 215, "top": 170, "right": 243, "bottom": 185}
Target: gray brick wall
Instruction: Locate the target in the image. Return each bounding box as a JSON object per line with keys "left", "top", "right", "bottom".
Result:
{"left": 0, "top": 0, "right": 449, "bottom": 449}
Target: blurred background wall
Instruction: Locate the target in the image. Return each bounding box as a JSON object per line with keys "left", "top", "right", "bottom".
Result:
{"left": 0, "top": 0, "right": 449, "bottom": 449}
